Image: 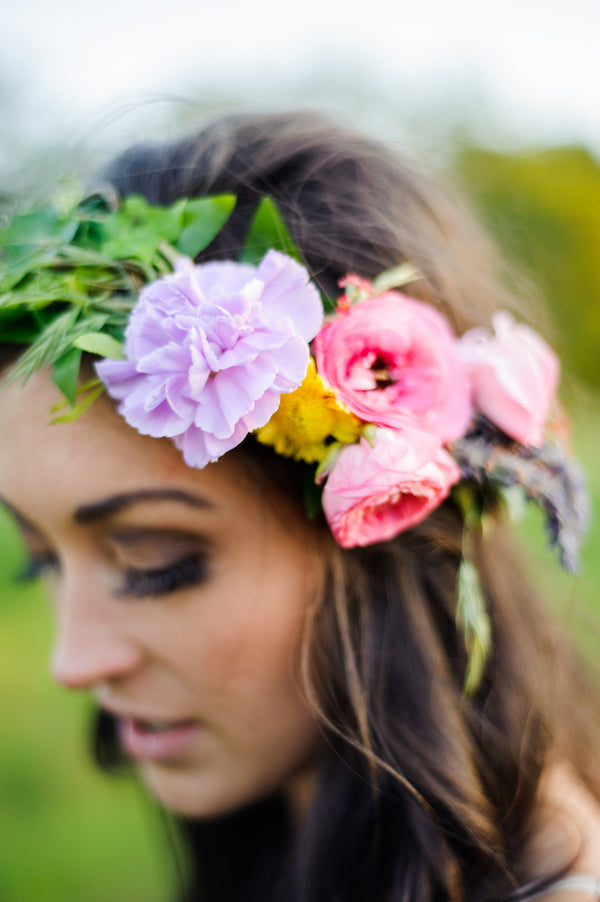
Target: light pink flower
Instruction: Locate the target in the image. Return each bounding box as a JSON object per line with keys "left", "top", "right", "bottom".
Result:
{"left": 313, "top": 291, "right": 471, "bottom": 442}
{"left": 322, "top": 427, "right": 461, "bottom": 548}
{"left": 458, "top": 311, "right": 559, "bottom": 447}
{"left": 97, "top": 251, "right": 323, "bottom": 468}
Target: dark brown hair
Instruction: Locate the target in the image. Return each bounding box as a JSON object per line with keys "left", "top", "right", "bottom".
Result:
{"left": 7, "top": 111, "right": 600, "bottom": 902}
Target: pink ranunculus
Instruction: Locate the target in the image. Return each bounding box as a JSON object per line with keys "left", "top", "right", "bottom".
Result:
{"left": 321, "top": 427, "right": 461, "bottom": 548}
{"left": 458, "top": 311, "right": 560, "bottom": 447}
{"left": 312, "top": 290, "right": 472, "bottom": 443}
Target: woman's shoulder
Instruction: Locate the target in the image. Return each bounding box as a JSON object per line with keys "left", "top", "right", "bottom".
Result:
{"left": 529, "top": 761, "right": 600, "bottom": 902}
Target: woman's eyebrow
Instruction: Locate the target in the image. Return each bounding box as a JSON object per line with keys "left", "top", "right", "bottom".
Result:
{"left": 74, "top": 489, "right": 213, "bottom": 524}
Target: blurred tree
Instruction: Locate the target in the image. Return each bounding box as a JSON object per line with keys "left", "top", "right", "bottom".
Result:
{"left": 453, "top": 142, "right": 600, "bottom": 388}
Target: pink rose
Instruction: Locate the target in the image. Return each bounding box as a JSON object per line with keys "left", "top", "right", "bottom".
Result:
{"left": 322, "top": 428, "right": 461, "bottom": 548}
{"left": 313, "top": 291, "right": 471, "bottom": 442}
{"left": 458, "top": 311, "right": 559, "bottom": 447}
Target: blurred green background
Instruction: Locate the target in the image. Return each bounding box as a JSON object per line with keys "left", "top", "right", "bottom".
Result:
{"left": 1, "top": 116, "right": 599, "bottom": 900}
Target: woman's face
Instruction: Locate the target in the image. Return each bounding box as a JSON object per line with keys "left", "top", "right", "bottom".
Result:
{"left": 0, "top": 371, "right": 324, "bottom": 817}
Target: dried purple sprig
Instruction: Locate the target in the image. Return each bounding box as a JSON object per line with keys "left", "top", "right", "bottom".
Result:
{"left": 451, "top": 416, "right": 589, "bottom": 573}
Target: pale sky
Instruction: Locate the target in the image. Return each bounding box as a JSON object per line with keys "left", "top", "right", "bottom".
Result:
{"left": 1, "top": 0, "right": 599, "bottom": 160}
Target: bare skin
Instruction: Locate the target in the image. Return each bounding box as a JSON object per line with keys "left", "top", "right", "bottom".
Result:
{"left": 0, "top": 371, "right": 324, "bottom": 818}
{"left": 0, "top": 370, "right": 599, "bottom": 893}
{"left": 528, "top": 763, "right": 600, "bottom": 900}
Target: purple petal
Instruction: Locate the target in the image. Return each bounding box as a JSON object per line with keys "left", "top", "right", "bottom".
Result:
{"left": 96, "top": 358, "right": 141, "bottom": 399}
{"left": 192, "top": 262, "right": 257, "bottom": 306}
{"left": 257, "top": 250, "right": 323, "bottom": 341}
{"left": 240, "top": 389, "right": 282, "bottom": 431}
{"left": 97, "top": 254, "right": 318, "bottom": 469}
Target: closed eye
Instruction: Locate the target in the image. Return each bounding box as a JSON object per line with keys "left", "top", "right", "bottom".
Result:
{"left": 18, "top": 551, "right": 60, "bottom": 584}
{"left": 117, "top": 552, "right": 208, "bottom": 599}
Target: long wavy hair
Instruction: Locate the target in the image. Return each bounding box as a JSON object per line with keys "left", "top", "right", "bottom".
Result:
{"left": 12, "top": 112, "right": 600, "bottom": 902}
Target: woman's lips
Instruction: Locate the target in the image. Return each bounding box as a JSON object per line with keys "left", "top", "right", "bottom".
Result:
{"left": 118, "top": 716, "right": 200, "bottom": 761}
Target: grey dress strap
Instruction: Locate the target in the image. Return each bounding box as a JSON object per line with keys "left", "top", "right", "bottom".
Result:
{"left": 546, "top": 875, "right": 600, "bottom": 897}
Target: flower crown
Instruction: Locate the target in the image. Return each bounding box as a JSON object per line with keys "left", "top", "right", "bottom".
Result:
{"left": 0, "top": 189, "right": 588, "bottom": 692}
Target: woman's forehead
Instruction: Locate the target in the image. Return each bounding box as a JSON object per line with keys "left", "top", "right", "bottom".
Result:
{"left": 0, "top": 370, "right": 253, "bottom": 525}
{"left": 0, "top": 370, "right": 153, "bottom": 473}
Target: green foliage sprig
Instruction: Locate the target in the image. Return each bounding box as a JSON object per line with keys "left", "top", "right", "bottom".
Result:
{"left": 0, "top": 190, "right": 236, "bottom": 406}
{"left": 452, "top": 482, "right": 492, "bottom": 697}
{"left": 0, "top": 188, "right": 310, "bottom": 409}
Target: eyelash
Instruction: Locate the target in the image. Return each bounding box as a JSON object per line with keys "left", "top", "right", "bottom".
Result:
{"left": 20, "top": 552, "right": 207, "bottom": 600}
{"left": 118, "top": 553, "right": 208, "bottom": 599}
{"left": 18, "top": 552, "right": 59, "bottom": 583}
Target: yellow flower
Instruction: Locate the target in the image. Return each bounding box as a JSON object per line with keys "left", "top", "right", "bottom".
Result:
{"left": 255, "top": 359, "right": 363, "bottom": 463}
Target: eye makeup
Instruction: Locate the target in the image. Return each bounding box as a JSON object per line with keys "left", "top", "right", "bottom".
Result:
{"left": 107, "top": 527, "right": 212, "bottom": 600}
{"left": 3, "top": 506, "right": 61, "bottom": 586}
{"left": 2, "top": 497, "right": 215, "bottom": 602}
{"left": 117, "top": 551, "right": 209, "bottom": 599}
{"left": 18, "top": 550, "right": 60, "bottom": 583}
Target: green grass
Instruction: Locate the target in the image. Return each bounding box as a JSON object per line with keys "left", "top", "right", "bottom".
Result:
{"left": 516, "top": 394, "right": 600, "bottom": 655}
{"left": 0, "top": 398, "right": 598, "bottom": 901}
{"left": 0, "top": 517, "right": 175, "bottom": 902}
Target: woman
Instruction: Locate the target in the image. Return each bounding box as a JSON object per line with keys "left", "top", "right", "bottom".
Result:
{"left": 0, "top": 112, "right": 599, "bottom": 902}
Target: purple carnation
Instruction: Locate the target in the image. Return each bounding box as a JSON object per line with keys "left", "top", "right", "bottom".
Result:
{"left": 97, "top": 251, "right": 323, "bottom": 467}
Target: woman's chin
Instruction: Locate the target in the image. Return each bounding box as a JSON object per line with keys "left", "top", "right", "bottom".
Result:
{"left": 137, "top": 761, "right": 271, "bottom": 820}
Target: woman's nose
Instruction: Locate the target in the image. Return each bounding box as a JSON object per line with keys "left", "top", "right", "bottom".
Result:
{"left": 51, "top": 596, "right": 143, "bottom": 690}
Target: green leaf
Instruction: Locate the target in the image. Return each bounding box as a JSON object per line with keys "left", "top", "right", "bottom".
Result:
{"left": 52, "top": 347, "right": 83, "bottom": 406}
{"left": 452, "top": 482, "right": 483, "bottom": 531}
{"left": 240, "top": 197, "right": 301, "bottom": 264}
{"left": 99, "top": 195, "right": 187, "bottom": 263}
{"left": 362, "top": 424, "right": 377, "bottom": 447}
{"left": 73, "top": 332, "right": 125, "bottom": 359}
{"left": 0, "top": 249, "right": 61, "bottom": 291}
{"left": 456, "top": 558, "right": 492, "bottom": 696}
{"left": 8, "top": 310, "right": 108, "bottom": 385}
{"left": 72, "top": 219, "right": 107, "bottom": 252}
{"left": 176, "top": 195, "right": 237, "bottom": 258}
{"left": 8, "top": 307, "right": 78, "bottom": 383}
{"left": 315, "top": 442, "right": 344, "bottom": 484}
{"left": 50, "top": 381, "right": 105, "bottom": 423}
{"left": 0, "top": 325, "right": 38, "bottom": 344}
{"left": 50, "top": 376, "right": 100, "bottom": 413}
{"left": 77, "top": 190, "right": 116, "bottom": 216}
{"left": 320, "top": 292, "right": 338, "bottom": 316}
{"left": 372, "top": 263, "right": 421, "bottom": 293}
{"left": 303, "top": 467, "right": 323, "bottom": 520}
{"left": 498, "top": 485, "right": 527, "bottom": 522}
{"left": 0, "top": 205, "right": 78, "bottom": 266}
{"left": 0, "top": 273, "right": 78, "bottom": 311}
{"left": 0, "top": 307, "right": 39, "bottom": 343}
